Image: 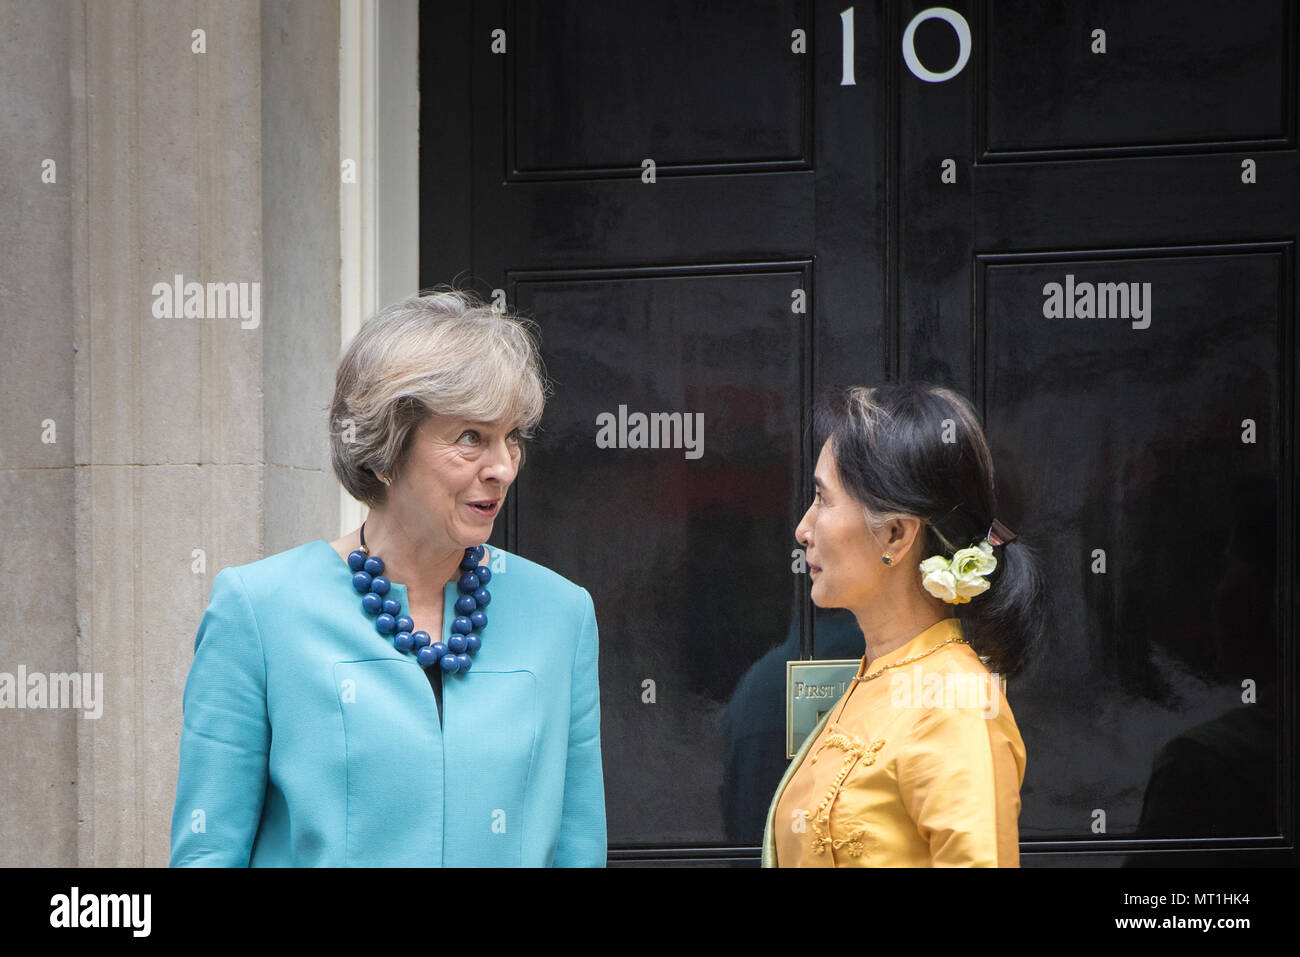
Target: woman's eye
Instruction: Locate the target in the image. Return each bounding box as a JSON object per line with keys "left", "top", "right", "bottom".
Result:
{"left": 458, "top": 430, "right": 480, "bottom": 445}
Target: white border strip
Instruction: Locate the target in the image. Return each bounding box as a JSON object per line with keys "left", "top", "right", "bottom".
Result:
{"left": 339, "top": 0, "right": 374, "bottom": 536}
{"left": 338, "top": 0, "right": 419, "bottom": 536}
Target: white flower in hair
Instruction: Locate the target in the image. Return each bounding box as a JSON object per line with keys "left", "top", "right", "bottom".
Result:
{"left": 920, "top": 541, "right": 997, "bottom": 604}
{"left": 919, "top": 555, "right": 959, "bottom": 602}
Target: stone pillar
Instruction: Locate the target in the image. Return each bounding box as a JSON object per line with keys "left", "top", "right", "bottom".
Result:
{"left": 0, "top": 0, "right": 341, "bottom": 866}
{"left": 261, "top": 1, "right": 341, "bottom": 556}
{"left": 0, "top": 0, "right": 79, "bottom": 868}
{"left": 71, "top": 0, "right": 265, "bottom": 867}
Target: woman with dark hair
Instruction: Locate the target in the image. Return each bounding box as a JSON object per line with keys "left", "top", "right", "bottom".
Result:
{"left": 762, "top": 382, "right": 1046, "bottom": 867}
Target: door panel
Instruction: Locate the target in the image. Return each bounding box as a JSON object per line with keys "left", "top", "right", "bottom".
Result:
{"left": 978, "top": 245, "right": 1286, "bottom": 843}
{"left": 510, "top": 0, "right": 810, "bottom": 176}
{"left": 983, "top": 1, "right": 1292, "bottom": 158}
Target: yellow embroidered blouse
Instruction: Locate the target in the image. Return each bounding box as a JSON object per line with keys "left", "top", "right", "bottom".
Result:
{"left": 769, "top": 618, "right": 1025, "bottom": 867}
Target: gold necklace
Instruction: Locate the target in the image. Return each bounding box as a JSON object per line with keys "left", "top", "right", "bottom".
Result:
{"left": 851, "top": 635, "right": 969, "bottom": 683}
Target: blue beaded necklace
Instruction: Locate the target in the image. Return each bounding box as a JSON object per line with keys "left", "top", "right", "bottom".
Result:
{"left": 347, "top": 521, "right": 492, "bottom": 676}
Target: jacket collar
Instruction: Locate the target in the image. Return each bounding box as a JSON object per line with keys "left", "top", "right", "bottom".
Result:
{"left": 854, "top": 617, "right": 964, "bottom": 677}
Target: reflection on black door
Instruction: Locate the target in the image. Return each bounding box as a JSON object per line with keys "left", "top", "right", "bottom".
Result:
{"left": 421, "top": 0, "right": 1298, "bottom": 865}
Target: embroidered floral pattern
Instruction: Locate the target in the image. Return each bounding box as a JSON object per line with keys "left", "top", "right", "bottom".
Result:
{"left": 807, "top": 724, "right": 885, "bottom": 859}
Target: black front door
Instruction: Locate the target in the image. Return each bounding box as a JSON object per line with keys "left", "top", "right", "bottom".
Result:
{"left": 421, "top": 0, "right": 1298, "bottom": 865}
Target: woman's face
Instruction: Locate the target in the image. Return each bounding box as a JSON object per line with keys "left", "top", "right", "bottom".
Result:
{"left": 387, "top": 415, "right": 523, "bottom": 549}
{"left": 795, "top": 439, "right": 883, "bottom": 611}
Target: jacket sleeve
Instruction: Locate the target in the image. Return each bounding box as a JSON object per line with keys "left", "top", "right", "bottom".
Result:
{"left": 895, "top": 700, "right": 1023, "bottom": 867}
{"left": 552, "top": 587, "right": 607, "bottom": 866}
{"left": 169, "top": 566, "right": 271, "bottom": 867}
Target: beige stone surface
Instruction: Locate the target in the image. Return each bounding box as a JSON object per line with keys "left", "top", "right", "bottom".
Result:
{"left": 0, "top": 468, "right": 78, "bottom": 866}
{"left": 74, "top": 463, "right": 262, "bottom": 865}
{"left": 261, "top": 0, "right": 341, "bottom": 543}
{"left": 0, "top": 0, "right": 340, "bottom": 867}
{"left": 0, "top": 0, "right": 74, "bottom": 471}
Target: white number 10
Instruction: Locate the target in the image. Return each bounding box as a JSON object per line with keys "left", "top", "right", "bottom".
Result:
{"left": 841, "top": 5, "right": 972, "bottom": 86}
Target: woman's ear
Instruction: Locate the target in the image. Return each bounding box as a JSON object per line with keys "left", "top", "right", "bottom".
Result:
{"left": 889, "top": 516, "right": 926, "bottom": 559}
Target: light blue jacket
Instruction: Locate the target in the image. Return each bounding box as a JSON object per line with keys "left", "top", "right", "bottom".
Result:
{"left": 169, "top": 540, "right": 605, "bottom": 867}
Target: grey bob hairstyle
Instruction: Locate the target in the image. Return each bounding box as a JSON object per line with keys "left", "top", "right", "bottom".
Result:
{"left": 329, "top": 289, "right": 548, "bottom": 508}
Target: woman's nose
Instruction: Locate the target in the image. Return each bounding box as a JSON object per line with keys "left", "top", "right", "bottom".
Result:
{"left": 482, "top": 440, "right": 518, "bottom": 484}
{"left": 795, "top": 507, "right": 813, "bottom": 546}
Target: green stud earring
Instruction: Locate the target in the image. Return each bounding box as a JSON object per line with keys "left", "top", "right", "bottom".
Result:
{"left": 881, "top": 553, "right": 893, "bottom": 565}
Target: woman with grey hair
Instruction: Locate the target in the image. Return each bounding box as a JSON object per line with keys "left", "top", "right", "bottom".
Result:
{"left": 763, "top": 382, "right": 1046, "bottom": 867}
{"left": 169, "top": 289, "right": 605, "bottom": 867}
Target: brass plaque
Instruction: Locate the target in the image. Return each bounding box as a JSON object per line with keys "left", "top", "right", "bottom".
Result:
{"left": 784, "top": 659, "right": 860, "bottom": 758}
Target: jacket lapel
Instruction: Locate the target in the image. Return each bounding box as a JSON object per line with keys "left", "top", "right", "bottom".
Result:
{"left": 761, "top": 707, "right": 834, "bottom": 867}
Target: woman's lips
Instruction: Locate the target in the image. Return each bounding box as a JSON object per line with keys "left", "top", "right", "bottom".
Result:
{"left": 466, "top": 500, "right": 500, "bottom": 518}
